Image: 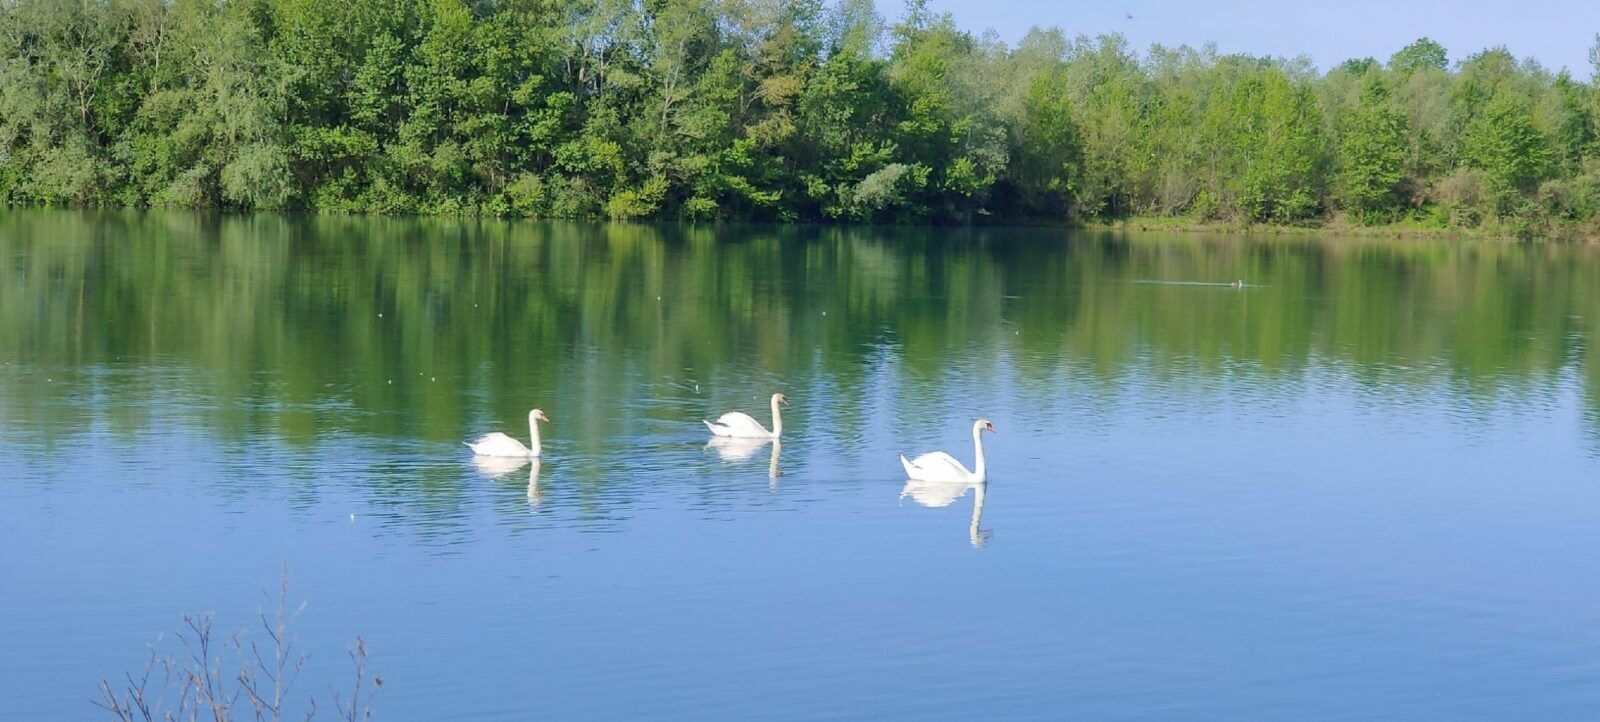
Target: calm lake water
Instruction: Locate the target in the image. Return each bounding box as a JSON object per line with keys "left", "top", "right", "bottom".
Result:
{"left": 4, "top": 210, "right": 1600, "bottom": 719}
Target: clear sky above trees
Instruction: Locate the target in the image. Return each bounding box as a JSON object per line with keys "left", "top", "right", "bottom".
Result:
{"left": 909, "top": 0, "right": 1600, "bottom": 76}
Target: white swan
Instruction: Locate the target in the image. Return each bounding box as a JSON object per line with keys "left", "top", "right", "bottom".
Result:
{"left": 704, "top": 393, "right": 788, "bottom": 438}
{"left": 900, "top": 418, "right": 995, "bottom": 483}
{"left": 466, "top": 409, "right": 550, "bottom": 457}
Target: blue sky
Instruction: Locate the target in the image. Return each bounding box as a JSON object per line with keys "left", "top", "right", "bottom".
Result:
{"left": 889, "top": 0, "right": 1600, "bottom": 76}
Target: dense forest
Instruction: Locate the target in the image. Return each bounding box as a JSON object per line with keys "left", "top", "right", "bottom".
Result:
{"left": 3, "top": 0, "right": 1600, "bottom": 233}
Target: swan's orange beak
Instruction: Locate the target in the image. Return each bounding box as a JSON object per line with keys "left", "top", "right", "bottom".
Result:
{"left": 985, "top": 422, "right": 996, "bottom": 433}
{"left": 778, "top": 395, "right": 789, "bottom": 406}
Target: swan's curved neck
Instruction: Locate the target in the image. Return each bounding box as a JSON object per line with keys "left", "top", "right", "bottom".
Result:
{"left": 770, "top": 396, "right": 783, "bottom": 437}
{"left": 971, "top": 423, "right": 987, "bottom": 482}
{"left": 528, "top": 415, "right": 542, "bottom": 456}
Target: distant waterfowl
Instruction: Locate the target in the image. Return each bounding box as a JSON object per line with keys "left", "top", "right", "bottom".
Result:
{"left": 1231, "top": 279, "right": 1244, "bottom": 288}
{"left": 900, "top": 419, "right": 995, "bottom": 483}
{"left": 704, "top": 393, "right": 788, "bottom": 439}
{"left": 466, "top": 409, "right": 550, "bottom": 457}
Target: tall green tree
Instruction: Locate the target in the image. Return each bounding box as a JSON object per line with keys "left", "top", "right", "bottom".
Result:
{"left": 1461, "top": 94, "right": 1553, "bottom": 214}
{"left": 1339, "top": 75, "right": 1410, "bottom": 221}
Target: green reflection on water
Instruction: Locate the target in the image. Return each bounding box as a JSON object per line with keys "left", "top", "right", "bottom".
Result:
{"left": 3, "top": 209, "right": 1599, "bottom": 451}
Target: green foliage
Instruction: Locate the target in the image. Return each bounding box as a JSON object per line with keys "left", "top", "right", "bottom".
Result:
{"left": 606, "top": 176, "right": 669, "bottom": 219}
{"left": 1391, "top": 38, "right": 1448, "bottom": 74}
{"left": 1234, "top": 70, "right": 1323, "bottom": 222}
{"left": 1461, "top": 95, "right": 1553, "bottom": 214}
{"left": 1010, "top": 67, "right": 1081, "bottom": 218}
{"left": 1340, "top": 77, "right": 1410, "bottom": 221}
{"left": 0, "top": 1, "right": 1596, "bottom": 230}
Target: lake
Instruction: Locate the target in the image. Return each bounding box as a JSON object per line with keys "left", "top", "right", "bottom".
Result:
{"left": 4, "top": 210, "right": 1600, "bottom": 720}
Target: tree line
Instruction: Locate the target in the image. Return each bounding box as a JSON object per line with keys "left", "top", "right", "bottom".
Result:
{"left": 4, "top": 0, "right": 1600, "bottom": 232}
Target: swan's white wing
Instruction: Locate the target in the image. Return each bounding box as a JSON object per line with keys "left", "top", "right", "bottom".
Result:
{"left": 705, "top": 411, "right": 771, "bottom": 438}
{"left": 901, "top": 451, "right": 972, "bottom": 482}
{"left": 466, "top": 432, "right": 531, "bottom": 457}
{"left": 470, "top": 431, "right": 520, "bottom": 447}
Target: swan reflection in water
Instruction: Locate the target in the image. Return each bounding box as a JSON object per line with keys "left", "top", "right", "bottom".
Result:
{"left": 706, "top": 437, "right": 782, "bottom": 483}
{"left": 524, "top": 458, "right": 542, "bottom": 504}
{"left": 470, "top": 455, "right": 544, "bottom": 505}
{"left": 471, "top": 455, "right": 529, "bottom": 477}
{"left": 900, "top": 478, "right": 990, "bottom": 548}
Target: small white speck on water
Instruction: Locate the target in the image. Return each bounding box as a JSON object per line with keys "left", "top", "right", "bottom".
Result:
{"left": 694, "top": 383, "right": 700, "bottom": 392}
{"left": 349, "top": 513, "right": 356, "bottom": 521}
{"left": 822, "top": 311, "right": 827, "bottom": 316}
{"left": 378, "top": 313, "right": 383, "bottom": 317}
{"left": 431, "top": 377, "right": 436, "bottom": 382}
{"left": 387, "top": 380, "right": 392, "bottom": 384}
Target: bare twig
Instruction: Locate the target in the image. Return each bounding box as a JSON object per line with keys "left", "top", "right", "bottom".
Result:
{"left": 95, "top": 571, "right": 377, "bottom": 721}
{"left": 330, "top": 637, "right": 378, "bottom": 722}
